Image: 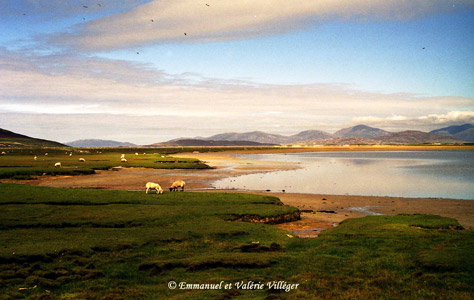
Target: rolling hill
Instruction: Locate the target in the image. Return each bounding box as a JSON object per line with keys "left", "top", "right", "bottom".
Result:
{"left": 430, "top": 124, "right": 474, "bottom": 142}
{"left": 199, "top": 130, "right": 332, "bottom": 145}
{"left": 334, "top": 125, "right": 390, "bottom": 138}
{"left": 149, "top": 139, "right": 276, "bottom": 147}
{"left": 375, "top": 130, "right": 465, "bottom": 144}
{"left": 67, "top": 139, "right": 137, "bottom": 147}
{"left": 0, "top": 128, "right": 67, "bottom": 148}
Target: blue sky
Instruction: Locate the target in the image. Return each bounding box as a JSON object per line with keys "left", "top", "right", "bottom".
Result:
{"left": 0, "top": 1, "right": 473, "bottom": 144}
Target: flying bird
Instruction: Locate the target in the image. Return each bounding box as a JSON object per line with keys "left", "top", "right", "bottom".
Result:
{"left": 83, "top": 5, "right": 88, "bottom": 8}
{"left": 151, "top": 19, "right": 154, "bottom": 22}
{"left": 136, "top": 52, "right": 140, "bottom": 54}
{"left": 97, "top": 3, "right": 101, "bottom": 7}
{"left": 422, "top": 47, "right": 425, "bottom": 50}
{"left": 206, "top": 4, "right": 210, "bottom": 6}
{"left": 184, "top": 33, "right": 187, "bottom": 35}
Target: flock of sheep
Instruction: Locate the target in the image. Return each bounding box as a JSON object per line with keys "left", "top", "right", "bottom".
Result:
{"left": 50, "top": 153, "right": 185, "bottom": 195}
{"left": 145, "top": 180, "right": 185, "bottom": 194}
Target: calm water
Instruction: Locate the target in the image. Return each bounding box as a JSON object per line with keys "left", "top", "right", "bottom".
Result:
{"left": 212, "top": 151, "right": 474, "bottom": 199}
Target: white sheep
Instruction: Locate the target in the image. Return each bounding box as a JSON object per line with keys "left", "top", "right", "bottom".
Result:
{"left": 54, "top": 162, "right": 61, "bottom": 168}
{"left": 135, "top": 152, "right": 139, "bottom": 155}
{"left": 121, "top": 154, "right": 125, "bottom": 159}
{"left": 121, "top": 158, "right": 127, "bottom": 162}
{"left": 79, "top": 158, "right": 86, "bottom": 162}
{"left": 69, "top": 153, "right": 72, "bottom": 156}
{"left": 169, "top": 180, "right": 185, "bottom": 192}
{"left": 145, "top": 182, "right": 163, "bottom": 194}
{"left": 1, "top": 151, "right": 6, "bottom": 155}
{"left": 34, "top": 156, "right": 37, "bottom": 160}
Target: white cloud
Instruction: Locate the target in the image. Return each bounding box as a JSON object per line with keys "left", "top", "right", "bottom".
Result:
{"left": 1, "top": 48, "right": 473, "bottom": 143}
{"left": 352, "top": 111, "right": 474, "bottom": 132}
{"left": 50, "top": 0, "right": 474, "bottom": 51}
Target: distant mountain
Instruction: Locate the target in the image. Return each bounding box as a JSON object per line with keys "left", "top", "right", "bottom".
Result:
{"left": 67, "top": 139, "right": 137, "bottom": 147}
{"left": 199, "top": 130, "right": 332, "bottom": 145}
{"left": 334, "top": 125, "right": 390, "bottom": 138}
{"left": 430, "top": 124, "right": 474, "bottom": 142}
{"left": 204, "top": 131, "right": 291, "bottom": 144}
{"left": 0, "top": 128, "right": 68, "bottom": 148}
{"left": 430, "top": 124, "right": 474, "bottom": 135}
{"left": 150, "top": 139, "right": 276, "bottom": 147}
{"left": 375, "top": 131, "right": 465, "bottom": 144}
{"left": 290, "top": 130, "right": 333, "bottom": 141}
{"left": 170, "top": 124, "right": 471, "bottom": 146}
{"left": 453, "top": 128, "right": 474, "bottom": 143}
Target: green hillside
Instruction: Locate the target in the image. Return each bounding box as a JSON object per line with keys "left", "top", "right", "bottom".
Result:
{"left": 0, "top": 128, "right": 67, "bottom": 148}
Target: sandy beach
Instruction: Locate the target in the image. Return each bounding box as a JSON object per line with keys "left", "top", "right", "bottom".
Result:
{"left": 18, "top": 148, "right": 474, "bottom": 237}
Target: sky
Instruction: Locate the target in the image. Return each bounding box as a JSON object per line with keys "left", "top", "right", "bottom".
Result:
{"left": 0, "top": 0, "right": 473, "bottom": 144}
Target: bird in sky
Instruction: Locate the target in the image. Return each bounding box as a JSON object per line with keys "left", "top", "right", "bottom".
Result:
{"left": 83, "top": 6, "right": 88, "bottom": 8}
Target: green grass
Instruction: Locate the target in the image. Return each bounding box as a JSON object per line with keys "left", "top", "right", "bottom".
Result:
{"left": 0, "top": 183, "right": 473, "bottom": 299}
{"left": 0, "top": 150, "right": 210, "bottom": 179}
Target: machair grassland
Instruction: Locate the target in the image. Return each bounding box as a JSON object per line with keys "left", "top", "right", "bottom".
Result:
{"left": 0, "top": 149, "right": 473, "bottom": 299}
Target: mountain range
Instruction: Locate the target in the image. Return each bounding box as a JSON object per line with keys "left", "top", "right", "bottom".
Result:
{"left": 1, "top": 124, "right": 473, "bottom": 148}
{"left": 167, "top": 124, "right": 472, "bottom": 146}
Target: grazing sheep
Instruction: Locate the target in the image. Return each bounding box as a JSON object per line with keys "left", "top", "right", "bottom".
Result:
{"left": 121, "top": 154, "right": 125, "bottom": 159}
{"left": 69, "top": 153, "right": 72, "bottom": 156}
{"left": 145, "top": 182, "right": 163, "bottom": 194}
{"left": 169, "top": 180, "right": 185, "bottom": 192}
{"left": 135, "top": 153, "right": 139, "bottom": 155}
{"left": 54, "top": 162, "right": 61, "bottom": 168}
{"left": 79, "top": 158, "right": 86, "bottom": 162}
{"left": 34, "top": 156, "right": 37, "bottom": 160}
{"left": 1, "top": 151, "right": 5, "bottom": 155}
{"left": 121, "top": 158, "right": 127, "bottom": 162}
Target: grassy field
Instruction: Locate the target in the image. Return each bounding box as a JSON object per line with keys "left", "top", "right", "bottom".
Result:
{"left": 0, "top": 149, "right": 210, "bottom": 179}
{"left": 0, "top": 183, "right": 472, "bottom": 299}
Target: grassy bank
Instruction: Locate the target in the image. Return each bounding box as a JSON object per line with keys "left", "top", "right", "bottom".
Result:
{"left": 0, "top": 183, "right": 472, "bottom": 299}
{"left": 0, "top": 150, "right": 210, "bottom": 179}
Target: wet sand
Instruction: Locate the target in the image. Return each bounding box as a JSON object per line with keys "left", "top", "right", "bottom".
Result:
{"left": 13, "top": 148, "right": 474, "bottom": 237}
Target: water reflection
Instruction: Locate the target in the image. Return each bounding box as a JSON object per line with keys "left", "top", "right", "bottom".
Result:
{"left": 212, "top": 151, "right": 474, "bottom": 200}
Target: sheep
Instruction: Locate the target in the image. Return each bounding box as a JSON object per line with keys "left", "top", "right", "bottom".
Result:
{"left": 33, "top": 156, "right": 37, "bottom": 160}
{"left": 1, "top": 151, "right": 5, "bottom": 155}
{"left": 145, "top": 182, "right": 163, "bottom": 194}
{"left": 69, "top": 153, "right": 72, "bottom": 156}
{"left": 121, "top": 154, "right": 125, "bottom": 159}
{"left": 121, "top": 158, "right": 127, "bottom": 162}
{"left": 54, "top": 162, "right": 61, "bottom": 168}
{"left": 135, "top": 152, "right": 139, "bottom": 155}
{"left": 79, "top": 158, "right": 86, "bottom": 162}
{"left": 169, "top": 180, "right": 185, "bottom": 192}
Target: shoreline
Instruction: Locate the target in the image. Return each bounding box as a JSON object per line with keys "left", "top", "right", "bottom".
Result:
{"left": 8, "top": 148, "right": 474, "bottom": 237}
